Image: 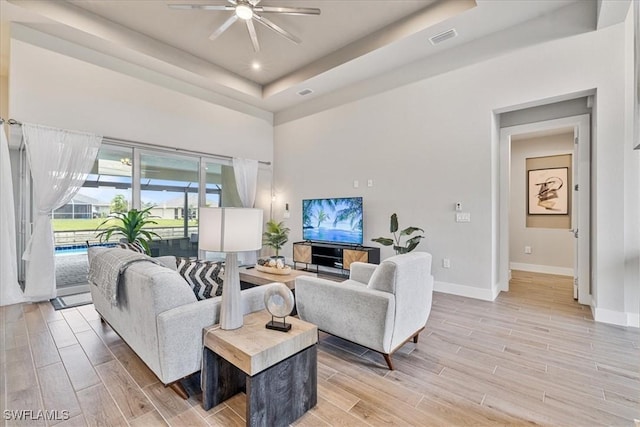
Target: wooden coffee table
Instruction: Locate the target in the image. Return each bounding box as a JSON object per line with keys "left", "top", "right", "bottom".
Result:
{"left": 239, "top": 267, "right": 316, "bottom": 290}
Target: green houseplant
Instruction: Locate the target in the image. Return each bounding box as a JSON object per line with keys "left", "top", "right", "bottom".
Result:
{"left": 95, "top": 207, "right": 161, "bottom": 255}
{"left": 372, "top": 213, "right": 424, "bottom": 255}
{"left": 262, "top": 219, "right": 290, "bottom": 259}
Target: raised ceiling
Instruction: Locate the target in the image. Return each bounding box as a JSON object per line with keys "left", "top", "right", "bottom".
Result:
{"left": 1, "top": 0, "right": 618, "bottom": 117}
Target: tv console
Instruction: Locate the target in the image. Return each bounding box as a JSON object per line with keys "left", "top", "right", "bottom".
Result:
{"left": 293, "top": 241, "right": 380, "bottom": 272}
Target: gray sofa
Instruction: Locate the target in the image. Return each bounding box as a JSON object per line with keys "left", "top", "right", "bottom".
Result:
{"left": 87, "top": 247, "right": 279, "bottom": 395}
{"left": 295, "top": 252, "right": 434, "bottom": 370}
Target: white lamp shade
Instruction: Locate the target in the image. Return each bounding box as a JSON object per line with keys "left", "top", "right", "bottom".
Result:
{"left": 199, "top": 207, "right": 263, "bottom": 253}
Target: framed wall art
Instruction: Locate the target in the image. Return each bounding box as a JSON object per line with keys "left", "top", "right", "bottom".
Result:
{"left": 527, "top": 167, "right": 568, "bottom": 215}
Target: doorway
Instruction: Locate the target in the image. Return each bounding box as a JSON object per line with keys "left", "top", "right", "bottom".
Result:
{"left": 499, "top": 114, "right": 591, "bottom": 306}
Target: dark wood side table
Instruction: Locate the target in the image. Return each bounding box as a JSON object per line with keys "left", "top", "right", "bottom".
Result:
{"left": 201, "top": 310, "right": 318, "bottom": 427}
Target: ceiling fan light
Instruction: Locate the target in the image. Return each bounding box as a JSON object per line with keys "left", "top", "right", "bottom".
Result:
{"left": 235, "top": 4, "right": 253, "bottom": 20}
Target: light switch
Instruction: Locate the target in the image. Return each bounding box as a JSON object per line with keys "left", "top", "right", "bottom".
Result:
{"left": 353, "top": 180, "right": 359, "bottom": 188}
{"left": 455, "top": 212, "right": 471, "bottom": 223}
{"left": 367, "top": 179, "right": 373, "bottom": 187}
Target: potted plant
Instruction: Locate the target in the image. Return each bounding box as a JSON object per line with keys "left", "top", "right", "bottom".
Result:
{"left": 95, "top": 206, "right": 161, "bottom": 255}
{"left": 262, "top": 219, "right": 290, "bottom": 259}
{"left": 372, "top": 213, "right": 424, "bottom": 255}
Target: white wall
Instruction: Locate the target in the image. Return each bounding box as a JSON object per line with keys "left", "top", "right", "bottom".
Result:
{"left": 9, "top": 39, "right": 273, "bottom": 162}
{"left": 509, "top": 133, "right": 574, "bottom": 276}
{"left": 274, "top": 21, "right": 639, "bottom": 323}
{"left": 1, "top": 75, "right": 8, "bottom": 119}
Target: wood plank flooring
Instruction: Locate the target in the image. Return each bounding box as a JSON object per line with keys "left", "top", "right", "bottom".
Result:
{"left": 1, "top": 271, "right": 639, "bottom": 426}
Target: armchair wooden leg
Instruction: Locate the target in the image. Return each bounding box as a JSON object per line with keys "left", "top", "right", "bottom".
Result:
{"left": 167, "top": 381, "right": 189, "bottom": 399}
{"left": 413, "top": 333, "right": 419, "bottom": 344}
{"left": 383, "top": 354, "right": 394, "bottom": 370}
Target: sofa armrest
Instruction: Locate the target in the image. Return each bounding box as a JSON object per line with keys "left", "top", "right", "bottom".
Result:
{"left": 154, "top": 256, "right": 177, "bottom": 271}
{"left": 295, "top": 276, "right": 395, "bottom": 353}
{"left": 348, "top": 262, "right": 378, "bottom": 285}
{"left": 155, "top": 283, "right": 280, "bottom": 384}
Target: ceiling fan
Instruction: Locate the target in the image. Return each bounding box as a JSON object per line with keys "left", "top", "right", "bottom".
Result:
{"left": 168, "top": 0, "right": 321, "bottom": 52}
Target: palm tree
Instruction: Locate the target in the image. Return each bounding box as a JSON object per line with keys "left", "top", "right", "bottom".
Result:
{"left": 95, "top": 206, "right": 161, "bottom": 255}
{"left": 333, "top": 197, "right": 363, "bottom": 230}
{"left": 262, "top": 220, "right": 290, "bottom": 258}
{"left": 315, "top": 209, "right": 330, "bottom": 228}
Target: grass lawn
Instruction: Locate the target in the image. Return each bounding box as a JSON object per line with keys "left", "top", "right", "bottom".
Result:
{"left": 53, "top": 218, "right": 198, "bottom": 232}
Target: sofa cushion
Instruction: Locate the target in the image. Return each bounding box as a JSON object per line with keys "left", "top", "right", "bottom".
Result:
{"left": 367, "top": 261, "right": 397, "bottom": 294}
{"left": 176, "top": 257, "right": 224, "bottom": 300}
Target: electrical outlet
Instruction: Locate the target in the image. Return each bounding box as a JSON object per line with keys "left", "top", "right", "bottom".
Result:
{"left": 367, "top": 179, "right": 373, "bottom": 187}
{"left": 524, "top": 246, "right": 532, "bottom": 254}
{"left": 443, "top": 258, "right": 451, "bottom": 268}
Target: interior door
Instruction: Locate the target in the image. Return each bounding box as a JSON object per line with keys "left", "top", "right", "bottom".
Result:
{"left": 572, "top": 117, "right": 591, "bottom": 305}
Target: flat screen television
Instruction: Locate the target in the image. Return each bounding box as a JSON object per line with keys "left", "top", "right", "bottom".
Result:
{"left": 302, "top": 197, "right": 363, "bottom": 245}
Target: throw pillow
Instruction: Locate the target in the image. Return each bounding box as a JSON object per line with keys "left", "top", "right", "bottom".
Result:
{"left": 117, "top": 241, "right": 146, "bottom": 254}
{"left": 176, "top": 257, "right": 224, "bottom": 300}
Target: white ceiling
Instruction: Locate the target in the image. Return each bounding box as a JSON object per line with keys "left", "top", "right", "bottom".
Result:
{"left": 0, "top": 0, "right": 628, "bottom": 117}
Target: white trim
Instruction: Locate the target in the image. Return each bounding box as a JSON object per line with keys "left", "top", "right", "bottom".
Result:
{"left": 498, "top": 113, "right": 592, "bottom": 302}
{"left": 593, "top": 307, "right": 639, "bottom": 328}
{"left": 627, "top": 313, "right": 640, "bottom": 328}
{"left": 434, "top": 281, "right": 500, "bottom": 302}
{"left": 509, "top": 262, "right": 573, "bottom": 277}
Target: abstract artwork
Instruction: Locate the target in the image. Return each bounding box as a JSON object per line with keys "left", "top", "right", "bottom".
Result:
{"left": 528, "top": 167, "right": 568, "bottom": 215}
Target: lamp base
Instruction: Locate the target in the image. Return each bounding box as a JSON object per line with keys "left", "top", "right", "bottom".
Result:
{"left": 220, "top": 252, "right": 243, "bottom": 330}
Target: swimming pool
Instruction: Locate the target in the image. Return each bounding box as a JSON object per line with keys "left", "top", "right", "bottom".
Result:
{"left": 55, "top": 243, "right": 117, "bottom": 255}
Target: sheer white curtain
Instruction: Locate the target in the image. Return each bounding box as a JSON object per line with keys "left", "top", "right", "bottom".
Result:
{"left": 22, "top": 124, "right": 102, "bottom": 301}
{"left": 0, "top": 123, "right": 25, "bottom": 306}
{"left": 232, "top": 157, "right": 259, "bottom": 265}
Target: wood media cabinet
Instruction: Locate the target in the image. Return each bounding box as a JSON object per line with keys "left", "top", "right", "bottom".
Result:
{"left": 293, "top": 241, "right": 380, "bottom": 272}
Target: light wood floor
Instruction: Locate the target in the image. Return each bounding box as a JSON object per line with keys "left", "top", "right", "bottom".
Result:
{"left": 2, "top": 271, "right": 639, "bottom": 426}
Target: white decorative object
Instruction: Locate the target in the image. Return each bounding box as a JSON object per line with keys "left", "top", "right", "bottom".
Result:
{"left": 199, "top": 207, "right": 263, "bottom": 330}
{"left": 264, "top": 283, "right": 295, "bottom": 332}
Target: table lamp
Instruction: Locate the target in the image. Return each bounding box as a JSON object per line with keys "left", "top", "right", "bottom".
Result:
{"left": 199, "top": 207, "right": 263, "bottom": 330}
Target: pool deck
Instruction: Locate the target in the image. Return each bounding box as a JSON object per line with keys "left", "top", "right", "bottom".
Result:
{"left": 55, "top": 252, "right": 89, "bottom": 288}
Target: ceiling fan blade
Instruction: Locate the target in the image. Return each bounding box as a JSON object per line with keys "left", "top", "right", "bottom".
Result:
{"left": 253, "top": 14, "right": 301, "bottom": 44}
{"left": 256, "top": 6, "right": 320, "bottom": 16}
{"left": 210, "top": 14, "right": 238, "bottom": 40}
{"left": 246, "top": 19, "right": 260, "bottom": 52}
{"left": 168, "top": 4, "right": 233, "bottom": 11}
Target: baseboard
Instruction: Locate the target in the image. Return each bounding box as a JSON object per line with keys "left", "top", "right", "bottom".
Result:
{"left": 627, "top": 313, "right": 640, "bottom": 328}
{"left": 509, "top": 262, "right": 573, "bottom": 277}
{"left": 593, "top": 307, "right": 640, "bottom": 328}
{"left": 434, "top": 281, "right": 498, "bottom": 301}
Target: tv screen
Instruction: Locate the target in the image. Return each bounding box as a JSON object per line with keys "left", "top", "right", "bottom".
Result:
{"left": 302, "top": 197, "right": 363, "bottom": 245}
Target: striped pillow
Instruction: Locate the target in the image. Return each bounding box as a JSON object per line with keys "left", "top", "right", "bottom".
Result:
{"left": 117, "top": 241, "right": 146, "bottom": 254}
{"left": 176, "top": 257, "right": 224, "bottom": 300}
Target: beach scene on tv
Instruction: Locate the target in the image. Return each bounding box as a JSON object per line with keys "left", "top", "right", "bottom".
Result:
{"left": 302, "top": 197, "right": 363, "bottom": 245}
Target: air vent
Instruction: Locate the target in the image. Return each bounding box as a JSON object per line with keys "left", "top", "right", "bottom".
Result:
{"left": 429, "top": 28, "right": 457, "bottom": 45}
{"left": 298, "top": 88, "right": 314, "bottom": 96}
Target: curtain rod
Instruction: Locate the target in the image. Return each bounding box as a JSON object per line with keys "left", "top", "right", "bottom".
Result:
{"left": 0, "top": 118, "right": 271, "bottom": 166}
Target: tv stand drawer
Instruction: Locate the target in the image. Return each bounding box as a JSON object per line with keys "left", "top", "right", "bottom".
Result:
{"left": 293, "top": 242, "right": 379, "bottom": 272}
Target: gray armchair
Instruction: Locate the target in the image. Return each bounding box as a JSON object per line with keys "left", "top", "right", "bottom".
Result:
{"left": 295, "top": 252, "right": 434, "bottom": 370}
